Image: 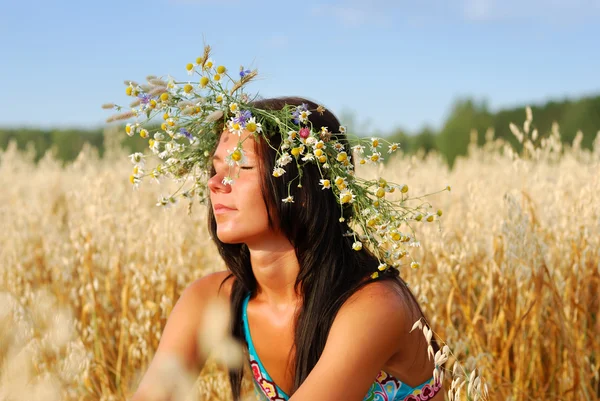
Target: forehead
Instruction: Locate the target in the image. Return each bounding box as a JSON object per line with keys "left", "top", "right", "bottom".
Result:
{"left": 214, "top": 129, "right": 258, "bottom": 159}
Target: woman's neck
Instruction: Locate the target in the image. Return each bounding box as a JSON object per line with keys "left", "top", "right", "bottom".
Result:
{"left": 247, "top": 237, "right": 301, "bottom": 309}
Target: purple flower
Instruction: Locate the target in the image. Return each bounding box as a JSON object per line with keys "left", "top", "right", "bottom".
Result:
{"left": 138, "top": 93, "right": 151, "bottom": 104}
{"left": 239, "top": 67, "right": 251, "bottom": 77}
{"left": 233, "top": 110, "right": 253, "bottom": 127}
{"left": 180, "top": 128, "right": 193, "bottom": 140}
{"left": 291, "top": 104, "right": 308, "bottom": 125}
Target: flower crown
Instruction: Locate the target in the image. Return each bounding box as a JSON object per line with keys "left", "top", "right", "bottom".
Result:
{"left": 104, "top": 45, "right": 450, "bottom": 279}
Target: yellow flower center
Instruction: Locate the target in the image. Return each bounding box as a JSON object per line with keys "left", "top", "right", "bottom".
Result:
{"left": 341, "top": 194, "right": 352, "bottom": 203}
{"left": 337, "top": 152, "right": 347, "bottom": 162}
{"left": 376, "top": 188, "right": 385, "bottom": 198}
{"left": 184, "top": 84, "right": 193, "bottom": 93}
{"left": 163, "top": 113, "right": 169, "bottom": 120}
{"left": 216, "top": 95, "right": 223, "bottom": 103}
{"left": 318, "top": 155, "right": 327, "bottom": 163}
{"left": 150, "top": 99, "right": 157, "bottom": 108}
{"left": 291, "top": 147, "right": 301, "bottom": 157}
{"left": 391, "top": 232, "right": 401, "bottom": 241}
{"left": 231, "top": 150, "right": 242, "bottom": 161}
{"left": 149, "top": 139, "right": 155, "bottom": 147}
{"left": 246, "top": 122, "right": 257, "bottom": 132}
{"left": 186, "top": 63, "right": 194, "bottom": 71}
{"left": 125, "top": 86, "right": 133, "bottom": 96}
{"left": 161, "top": 123, "right": 167, "bottom": 131}
{"left": 217, "top": 65, "right": 226, "bottom": 74}
{"left": 322, "top": 179, "right": 330, "bottom": 187}
{"left": 140, "top": 129, "right": 148, "bottom": 138}
{"left": 200, "top": 77, "right": 209, "bottom": 87}
{"left": 314, "top": 149, "right": 323, "bottom": 157}
{"left": 372, "top": 139, "right": 379, "bottom": 147}
{"left": 129, "top": 175, "right": 135, "bottom": 184}
{"left": 232, "top": 123, "right": 241, "bottom": 131}
{"left": 160, "top": 93, "right": 169, "bottom": 102}
{"left": 401, "top": 185, "right": 408, "bottom": 193}
{"left": 125, "top": 125, "right": 131, "bottom": 134}
{"left": 360, "top": 159, "right": 366, "bottom": 165}
{"left": 214, "top": 74, "right": 221, "bottom": 81}
{"left": 370, "top": 154, "right": 380, "bottom": 162}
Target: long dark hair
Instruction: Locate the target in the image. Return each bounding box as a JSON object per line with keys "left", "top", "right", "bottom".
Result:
{"left": 207, "top": 97, "right": 438, "bottom": 400}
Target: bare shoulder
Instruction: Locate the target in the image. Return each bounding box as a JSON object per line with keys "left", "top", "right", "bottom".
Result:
{"left": 342, "top": 279, "right": 411, "bottom": 319}
{"left": 185, "top": 270, "right": 234, "bottom": 301}
{"left": 331, "top": 280, "right": 413, "bottom": 342}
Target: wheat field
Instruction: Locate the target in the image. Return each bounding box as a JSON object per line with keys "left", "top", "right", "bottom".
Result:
{"left": 1, "top": 114, "right": 599, "bottom": 401}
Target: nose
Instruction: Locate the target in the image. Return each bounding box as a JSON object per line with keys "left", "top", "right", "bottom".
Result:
{"left": 207, "top": 170, "right": 232, "bottom": 194}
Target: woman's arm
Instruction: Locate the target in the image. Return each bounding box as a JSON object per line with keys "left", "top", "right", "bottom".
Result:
{"left": 289, "top": 281, "right": 437, "bottom": 401}
{"left": 130, "top": 271, "right": 232, "bottom": 401}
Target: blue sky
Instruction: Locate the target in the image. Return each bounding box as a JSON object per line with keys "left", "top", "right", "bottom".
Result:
{"left": 1, "top": 0, "right": 599, "bottom": 135}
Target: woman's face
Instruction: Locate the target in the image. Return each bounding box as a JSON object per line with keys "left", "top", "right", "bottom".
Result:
{"left": 208, "top": 129, "right": 275, "bottom": 245}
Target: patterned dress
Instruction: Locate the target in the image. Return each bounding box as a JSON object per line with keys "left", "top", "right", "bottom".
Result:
{"left": 242, "top": 294, "right": 442, "bottom": 401}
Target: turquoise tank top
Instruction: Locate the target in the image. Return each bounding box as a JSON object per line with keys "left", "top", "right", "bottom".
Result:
{"left": 242, "top": 294, "right": 442, "bottom": 401}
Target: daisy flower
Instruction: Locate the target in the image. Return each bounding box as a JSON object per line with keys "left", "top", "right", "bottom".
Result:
{"left": 339, "top": 188, "right": 355, "bottom": 204}
{"left": 225, "top": 147, "right": 247, "bottom": 167}
{"left": 203, "top": 58, "right": 214, "bottom": 70}
{"left": 352, "top": 241, "right": 362, "bottom": 251}
{"left": 272, "top": 167, "right": 286, "bottom": 177}
{"left": 301, "top": 153, "right": 315, "bottom": 162}
{"left": 352, "top": 144, "right": 365, "bottom": 154}
{"left": 292, "top": 103, "right": 311, "bottom": 124}
{"left": 277, "top": 153, "right": 293, "bottom": 167}
{"left": 282, "top": 196, "right": 294, "bottom": 203}
{"left": 334, "top": 176, "right": 347, "bottom": 190}
{"left": 388, "top": 143, "right": 400, "bottom": 153}
{"left": 222, "top": 176, "right": 235, "bottom": 186}
{"left": 129, "top": 152, "right": 145, "bottom": 167}
{"left": 369, "top": 152, "right": 383, "bottom": 163}
{"left": 227, "top": 118, "right": 244, "bottom": 136}
{"left": 319, "top": 179, "right": 331, "bottom": 189}
{"left": 245, "top": 117, "right": 262, "bottom": 134}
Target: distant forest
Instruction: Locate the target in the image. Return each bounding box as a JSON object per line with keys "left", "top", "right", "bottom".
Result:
{"left": 2, "top": 94, "right": 599, "bottom": 168}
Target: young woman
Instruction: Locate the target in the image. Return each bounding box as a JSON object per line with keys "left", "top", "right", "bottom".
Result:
{"left": 131, "top": 97, "right": 443, "bottom": 401}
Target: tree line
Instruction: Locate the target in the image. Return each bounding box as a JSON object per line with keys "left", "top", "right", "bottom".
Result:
{"left": 2, "top": 94, "right": 599, "bottom": 168}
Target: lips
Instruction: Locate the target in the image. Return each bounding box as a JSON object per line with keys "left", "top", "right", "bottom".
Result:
{"left": 214, "top": 203, "right": 236, "bottom": 211}
{"left": 213, "top": 203, "right": 237, "bottom": 214}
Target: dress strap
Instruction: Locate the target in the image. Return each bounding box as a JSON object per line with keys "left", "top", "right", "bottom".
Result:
{"left": 242, "top": 293, "right": 290, "bottom": 400}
